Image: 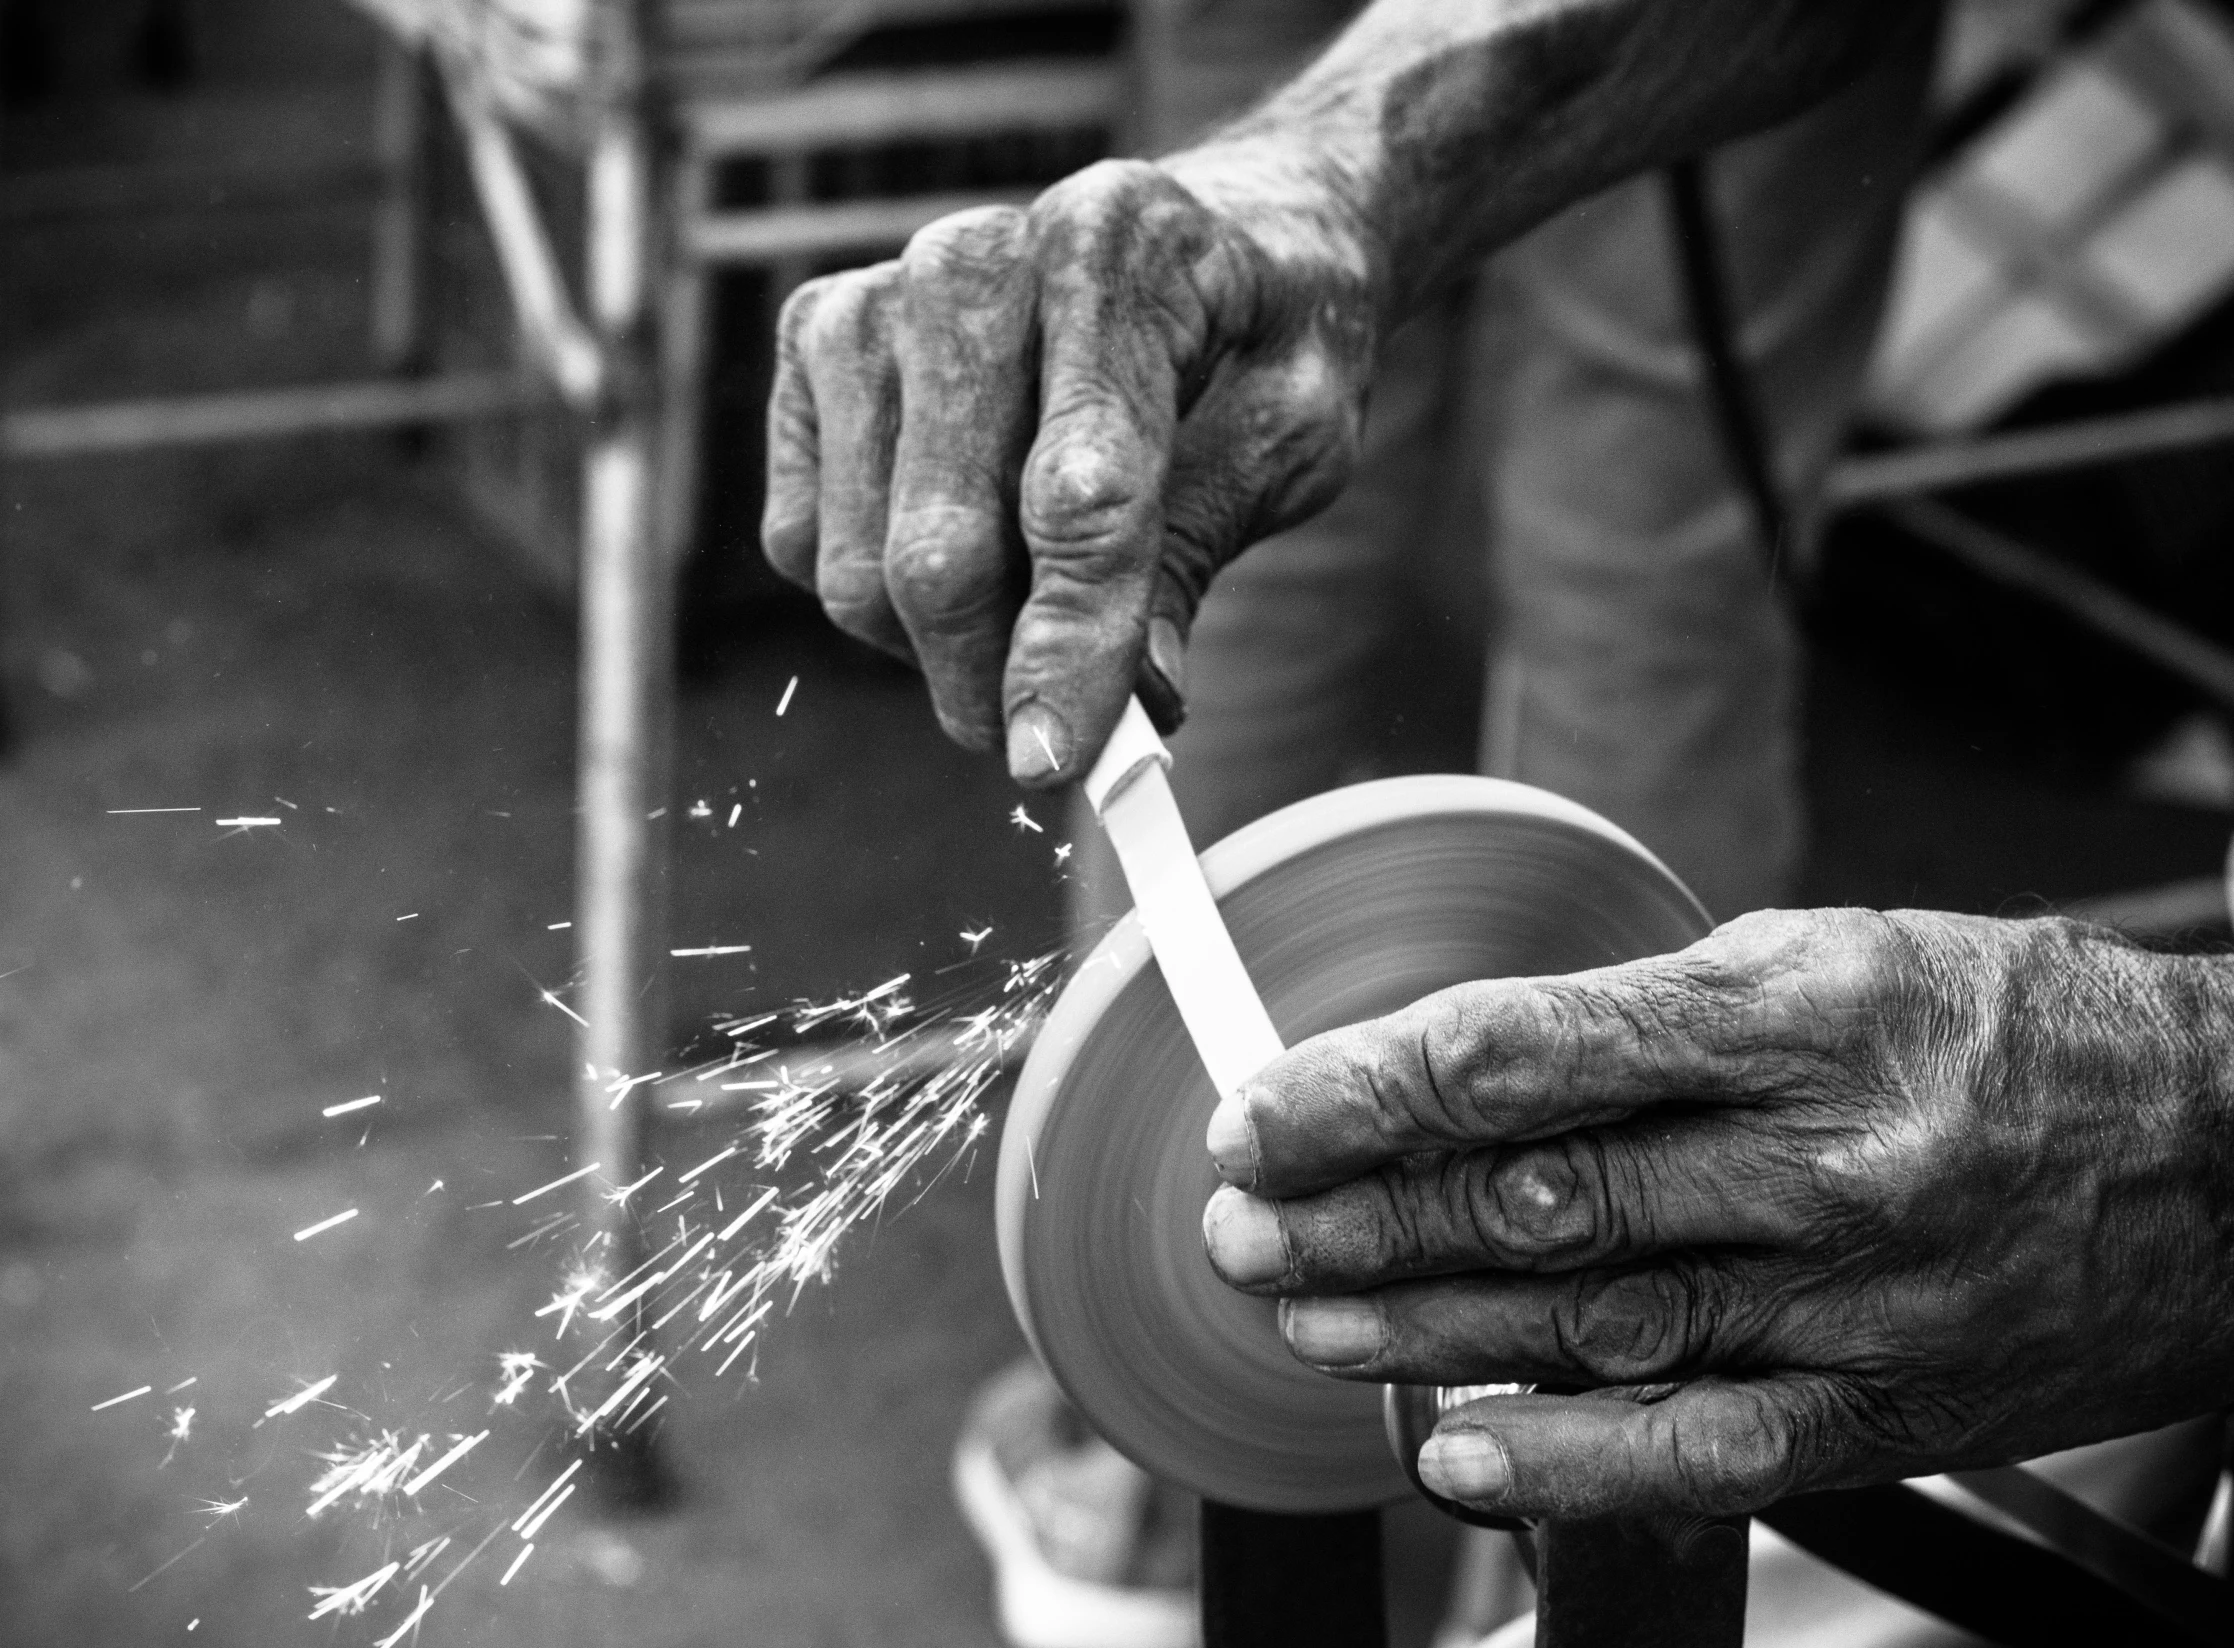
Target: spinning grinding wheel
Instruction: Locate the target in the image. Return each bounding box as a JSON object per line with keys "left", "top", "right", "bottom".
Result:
{"left": 996, "top": 762, "right": 1711, "bottom": 1512}
{"left": 992, "top": 708, "right": 2234, "bottom": 1648}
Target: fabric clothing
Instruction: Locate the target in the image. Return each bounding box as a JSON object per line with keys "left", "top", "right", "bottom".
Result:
{"left": 1071, "top": 9, "right": 1940, "bottom": 928}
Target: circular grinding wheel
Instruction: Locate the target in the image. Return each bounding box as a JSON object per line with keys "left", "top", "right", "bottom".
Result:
{"left": 997, "top": 775, "right": 1711, "bottom": 1513}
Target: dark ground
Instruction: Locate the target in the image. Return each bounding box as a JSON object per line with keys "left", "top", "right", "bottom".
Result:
{"left": 8, "top": 22, "right": 2234, "bottom": 1648}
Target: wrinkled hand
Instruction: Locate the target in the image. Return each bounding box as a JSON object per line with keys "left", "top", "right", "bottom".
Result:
{"left": 762, "top": 157, "right": 1375, "bottom": 784}
{"left": 1200, "top": 908, "right": 2234, "bottom": 1519}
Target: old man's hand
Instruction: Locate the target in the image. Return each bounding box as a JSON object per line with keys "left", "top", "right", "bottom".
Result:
{"left": 1201, "top": 908, "right": 2234, "bottom": 1519}
{"left": 761, "top": 158, "right": 1376, "bottom": 785}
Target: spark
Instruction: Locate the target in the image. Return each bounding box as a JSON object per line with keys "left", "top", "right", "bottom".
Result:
{"left": 1031, "top": 722, "right": 1058, "bottom": 769}
{"left": 168, "top": 1406, "right": 194, "bottom": 1441}
{"left": 91, "top": 1384, "right": 152, "bottom": 1411}
{"left": 274, "top": 796, "right": 298, "bottom": 809}
{"left": 322, "top": 1094, "right": 381, "bottom": 1118}
{"left": 727, "top": 803, "right": 742, "bottom": 828}
{"left": 402, "top": 1430, "right": 488, "bottom": 1496}
{"left": 676, "top": 1143, "right": 739, "bottom": 1185}
{"left": 492, "top": 1352, "right": 542, "bottom": 1407}
{"left": 194, "top": 1497, "right": 248, "bottom": 1523}
{"left": 603, "top": 1070, "right": 663, "bottom": 1111}
{"left": 396, "top": 913, "right": 419, "bottom": 922}
{"left": 547, "top": 920, "right": 571, "bottom": 930}
{"left": 671, "top": 943, "right": 752, "bottom": 958}
{"left": 499, "top": 1545, "right": 535, "bottom": 1586}
{"left": 214, "top": 816, "right": 282, "bottom": 829}
{"left": 516, "top": 1480, "right": 578, "bottom": 1538}
{"left": 292, "top": 1208, "right": 359, "bottom": 1242}
{"left": 260, "top": 1373, "right": 339, "bottom": 1421}
{"left": 128, "top": 1536, "right": 206, "bottom": 1592}
{"left": 687, "top": 799, "right": 712, "bottom": 820}
{"left": 775, "top": 675, "right": 799, "bottom": 716}
{"left": 511, "top": 1459, "right": 581, "bottom": 1534}
{"left": 164, "top": 1377, "right": 197, "bottom": 1394}
{"left": 512, "top": 1162, "right": 602, "bottom": 1205}
{"left": 602, "top": 1167, "right": 662, "bottom": 1206}
{"left": 308, "top": 1559, "right": 399, "bottom": 1619}
{"left": 106, "top": 806, "right": 200, "bottom": 814}
{"left": 961, "top": 926, "right": 992, "bottom": 952}
{"left": 423, "top": 1179, "right": 444, "bottom": 1196}
{"left": 1010, "top": 804, "right": 1042, "bottom": 833}
{"left": 1054, "top": 842, "right": 1073, "bottom": 864}
{"left": 535, "top": 1268, "right": 600, "bottom": 1338}
{"left": 717, "top": 1185, "right": 781, "bottom": 1241}
{"left": 539, "top": 989, "right": 589, "bottom": 1028}
{"left": 308, "top": 1437, "right": 409, "bottom": 1517}
{"left": 374, "top": 1586, "right": 435, "bottom": 1648}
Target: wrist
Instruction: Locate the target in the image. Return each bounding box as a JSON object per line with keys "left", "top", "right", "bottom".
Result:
{"left": 1157, "top": 138, "right": 1389, "bottom": 332}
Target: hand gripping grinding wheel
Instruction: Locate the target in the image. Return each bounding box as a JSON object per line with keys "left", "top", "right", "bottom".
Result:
{"left": 996, "top": 704, "right": 1711, "bottom": 1514}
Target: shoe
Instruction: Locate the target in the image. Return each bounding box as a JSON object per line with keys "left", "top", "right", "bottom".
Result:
{"left": 952, "top": 1359, "right": 1198, "bottom": 1648}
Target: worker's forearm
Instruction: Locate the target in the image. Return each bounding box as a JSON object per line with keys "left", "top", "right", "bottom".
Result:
{"left": 1163, "top": 0, "right": 1934, "bottom": 327}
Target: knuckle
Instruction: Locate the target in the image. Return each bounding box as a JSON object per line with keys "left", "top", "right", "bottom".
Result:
{"left": 1560, "top": 1266, "right": 1716, "bottom": 1383}
{"left": 1030, "top": 157, "right": 1162, "bottom": 230}
{"left": 760, "top": 508, "right": 816, "bottom": 583}
{"left": 899, "top": 205, "right": 1028, "bottom": 292}
{"left": 774, "top": 277, "right": 825, "bottom": 357}
{"left": 1021, "top": 438, "right": 1150, "bottom": 556}
{"left": 1476, "top": 1139, "right": 1613, "bottom": 1263}
{"left": 1359, "top": 1165, "right": 1441, "bottom": 1275}
{"left": 884, "top": 520, "right": 1006, "bottom": 629}
{"left": 798, "top": 264, "right": 900, "bottom": 363}
{"left": 816, "top": 560, "right": 894, "bottom": 638}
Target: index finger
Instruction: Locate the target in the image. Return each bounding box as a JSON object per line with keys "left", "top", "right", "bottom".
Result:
{"left": 1000, "top": 164, "right": 1218, "bottom": 785}
{"left": 1208, "top": 917, "right": 1843, "bottom": 1198}
{"left": 885, "top": 207, "right": 1036, "bottom": 753}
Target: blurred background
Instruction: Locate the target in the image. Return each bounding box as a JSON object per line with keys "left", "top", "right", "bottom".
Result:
{"left": 5, "top": 0, "right": 2234, "bottom": 1643}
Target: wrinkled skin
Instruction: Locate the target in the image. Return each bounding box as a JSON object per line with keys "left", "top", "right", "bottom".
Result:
{"left": 760, "top": 0, "right": 1928, "bottom": 785}
{"left": 762, "top": 161, "right": 1375, "bottom": 783}
{"left": 1200, "top": 908, "right": 2234, "bottom": 1519}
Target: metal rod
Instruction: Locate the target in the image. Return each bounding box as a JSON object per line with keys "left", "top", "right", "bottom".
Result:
{"left": 688, "top": 190, "right": 1038, "bottom": 266}
{"left": 569, "top": 57, "right": 679, "bottom": 1500}
{"left": 1, "top": 158, "right": 386, "bottom": 227}
{"left": 1882, "top": 496, "right": 2234, "bottom": 712}
{"left": 655, "top": 148, "right": 714, "bottom": 569}
{"left": 1536, "top": 1515, "right": 1749, "bottom": 1648}
{"left": 681, "top": 61, "right": 1119, "bottom": 156}
{"left": 371, "top": 35, "right": 435, "bottom": 374}
{"left": 1828, "top": 399, "right": 2234, "bottom": 505}
{"left": 444, "top": 72, "right": 608, "bottom": 408}
{"left": 0, "top": 371, "right": 540, "bottom": 459}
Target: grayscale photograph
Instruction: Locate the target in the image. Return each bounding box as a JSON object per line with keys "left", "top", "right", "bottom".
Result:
{"left": 6, "top": 0, "right": 2234, "bottom": 1643}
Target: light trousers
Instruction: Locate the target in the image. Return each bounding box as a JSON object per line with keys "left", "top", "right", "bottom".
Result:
{"left": 1071, "top": 16, "right": 1939, "bottom": 929}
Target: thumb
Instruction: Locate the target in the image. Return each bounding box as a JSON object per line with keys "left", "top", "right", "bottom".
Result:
{"left": 1419, "top": 1377, "right": 1847, "bottom": 1520}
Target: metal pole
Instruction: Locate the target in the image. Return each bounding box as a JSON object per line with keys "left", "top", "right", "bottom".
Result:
{"left": 569, "top": 0, "right": 680, "bottom": 1505}
{"left": 371, "top": 34, "right": 434, "bottom": 375}
{"left": 1535, "top": 1514, "right": 1750, "bottom": 1648}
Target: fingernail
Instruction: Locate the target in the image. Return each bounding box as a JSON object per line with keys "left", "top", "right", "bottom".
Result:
{"left": 1419, "top": 1432, "right": 1511, "bottom": 1503}
{"left": 1281, "top": 1297, "right": 1383, "bottom": 1367}
{"left": 1007, "top": 703, "right": 1071, "bottom": 782}
{"left": 1201, "top": 1185, "right": 1289, "bottom": 1285}
{"left": 1145, "top": 616, "right": 1186, "bottom": 698}
{"left": 1205, "top": 1093, "right": 1255, "bottom": 1186}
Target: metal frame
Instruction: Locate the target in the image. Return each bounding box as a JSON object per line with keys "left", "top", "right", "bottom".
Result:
{"left": 0, "top": 0, "right": 1129, "bottom": 1480}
